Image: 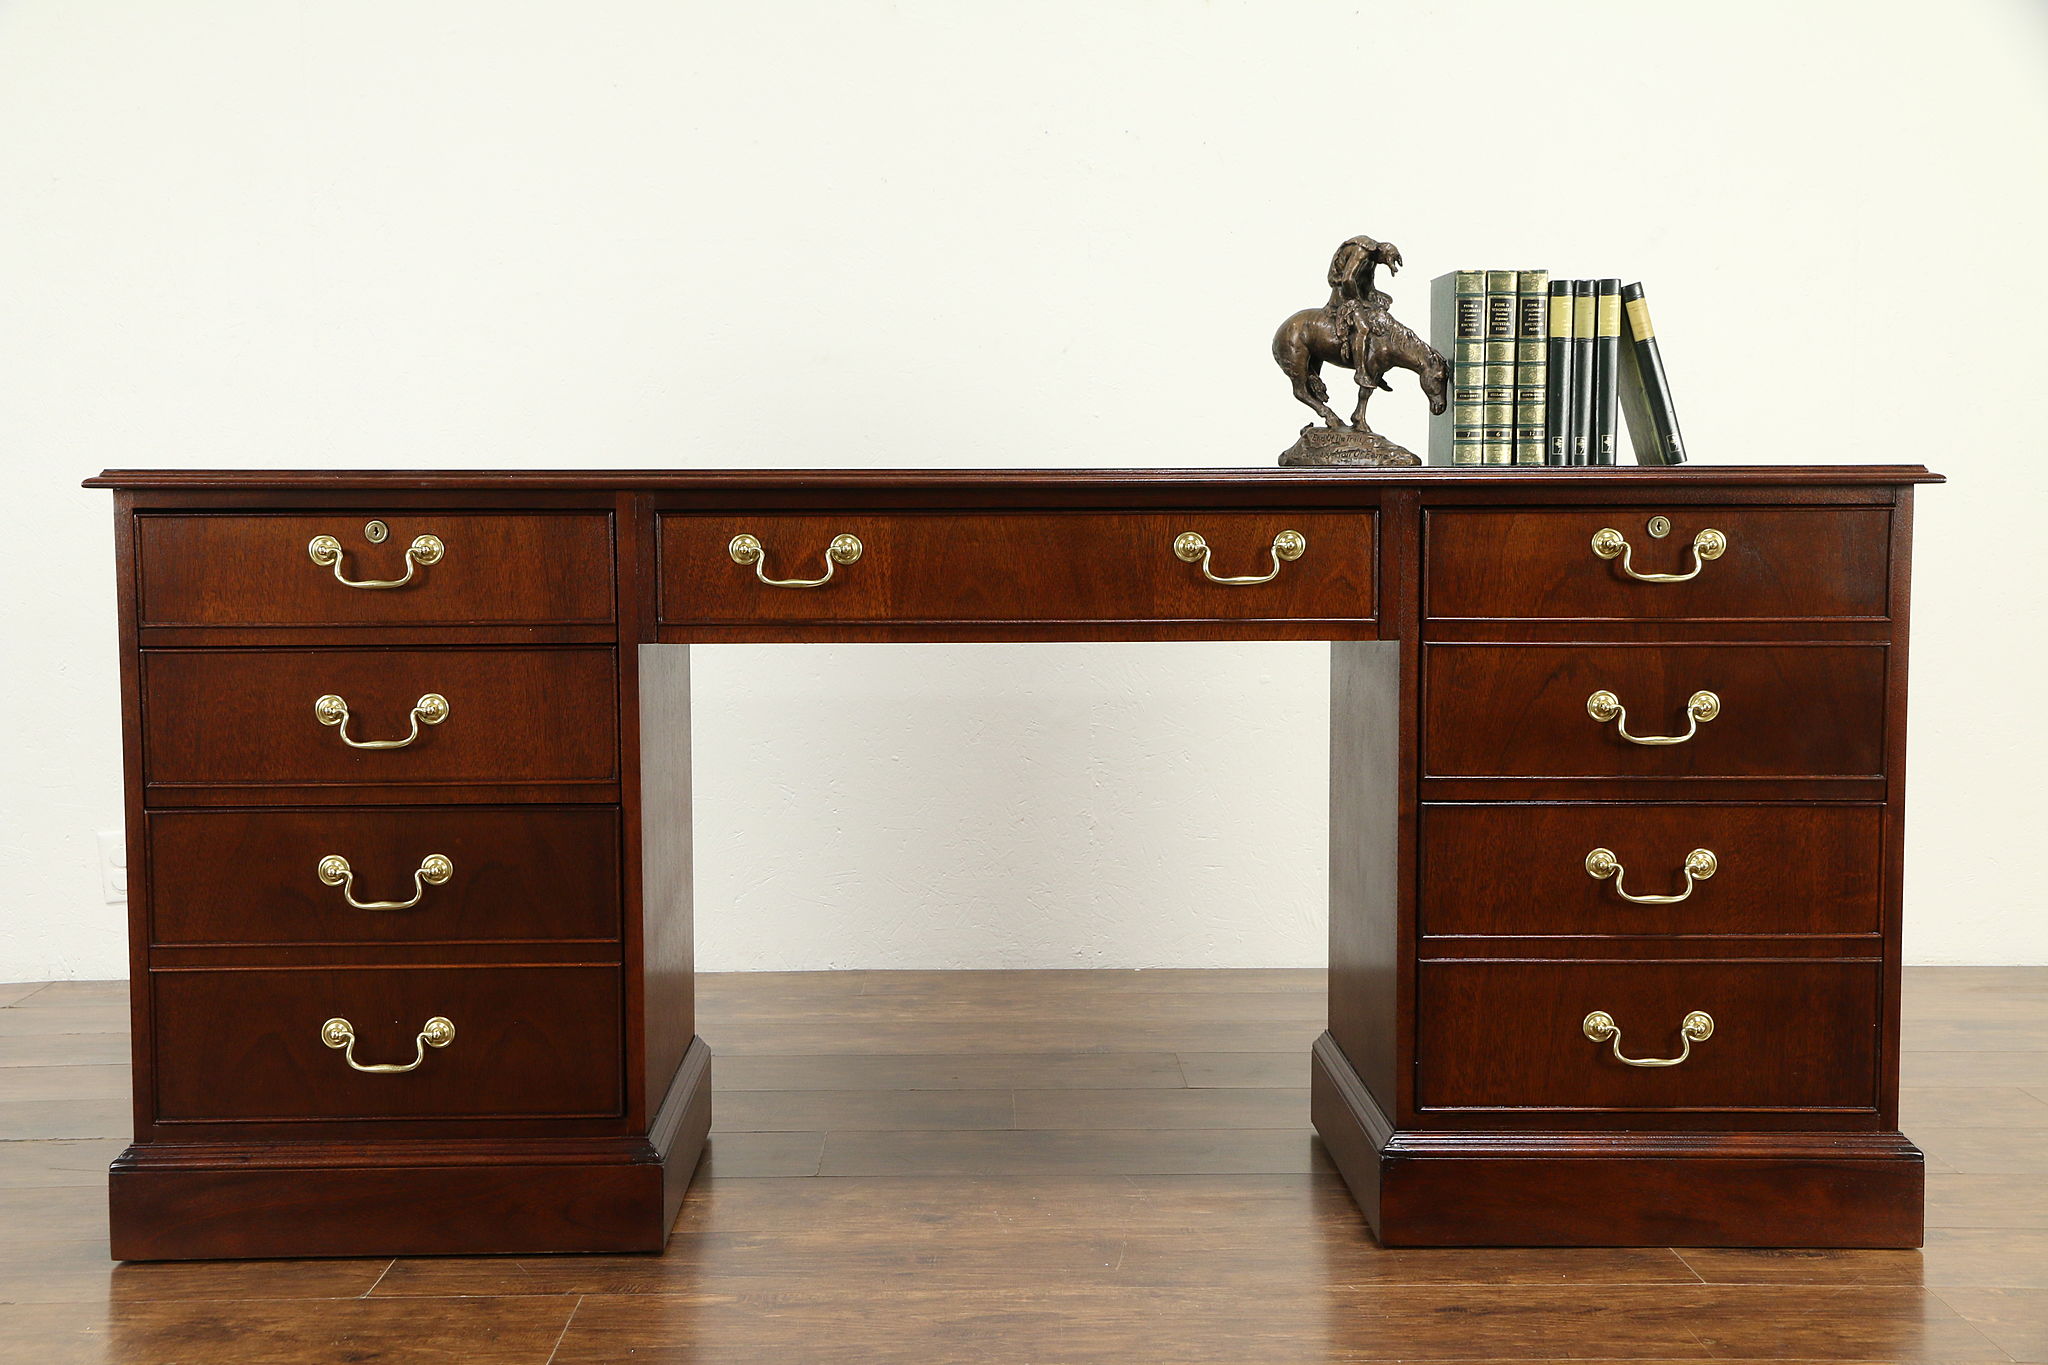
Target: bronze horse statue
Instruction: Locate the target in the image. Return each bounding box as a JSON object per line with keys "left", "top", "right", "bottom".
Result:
{"left": 1273, "top": 235, "right": 1448, "bottom": 433}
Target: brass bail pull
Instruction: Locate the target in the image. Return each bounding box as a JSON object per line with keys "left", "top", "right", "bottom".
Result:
{"left": 727, "top": 533, "right": 863, "bottom": 588}
{"left": 1584, "top": 848, "right": 1717, "bottom": 905}
{"left": 317, "top": 854, "right": 453, "bottom": 911}
{"left": 313, "top": 693, "right": 449, "bottom": 750}
{"left": 1172, "top": 529, "right": 1307, "bottom": 585}
{"left": 307, "top": 532, "right": 444, "bottom": 589}
{"left": 1590, "top": 526, "right": 1726, "bottom": 583}
{"left": 320, "top": 1016, "right": 455, "bottom": 1074}
{"left": 1586, "top": 689, "right": 1720, "bottom": 746}
{"left": 1582, "top": 1010, "right": 1714, "bottom": 1068}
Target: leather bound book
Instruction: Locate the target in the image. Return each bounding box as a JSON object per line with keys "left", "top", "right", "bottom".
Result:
{"left": 1545, "top": 278, "right": 1573, "bottom": 465}
{"left": 1617, "top": 280, "right": 1688, "bottom": 464}
{"left": 1591, "top": 277, "right": 1623, "bottom": 466}
{"left": 1482, "top": 270, "right": 1517, "bottom": 465}
{"left": 1450, "top": 270, "right": 1486, "bottom": 466}
{"left": 1513, "top": 270, "right": 1549, "bottom": 466}
{"left": 1569, "top": 280, "right": 1595, "bottom": 464}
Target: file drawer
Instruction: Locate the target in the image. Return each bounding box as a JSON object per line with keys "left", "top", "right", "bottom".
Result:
{"left": 147, "top": 807, "right": 621, "bottom": 946}
{"left": 659, "top": 511, "right": 1375, "bottom": 625}
{"left": 1425, "top": 507, "right": 1890, "bottom": 621}
{"left": 1422, "top": 643, "right": 1886, "bottom": 780}
{"left": 141, "top": 648, "right": 618, "bottom": 792}
{"left": 1416, "top": 959, "right": 1880, "bottom": 1113}
{"left": 137, "top": 513, "right": 616, "bottom": 627}
{"left": 152, "top": 965, "right": 623, "bottom": 1122}
{"left": 1420, "top": 803, "right": 1882, "bottom": 939}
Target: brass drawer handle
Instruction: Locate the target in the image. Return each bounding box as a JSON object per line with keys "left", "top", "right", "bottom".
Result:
{"left": 313, "top": 693, "right": 448, "bottom": 749}
{"left": 317, "top": 853, "right": 453, "bottom": 911}
{"left": 1173, "top": 529, "right": 1307, "bottom": 585}
{"left": 728, "top": 532, "right": 862, "bottom": 588}
{"left": 1585, "top": 847, "right": 1717, "bottom": 904}
{"left": 320, "top": 1016, "right": 454, "bottom": 1074}
{"left": 307, "top": 533, "right": 444, "bottom": 589}
{"left": 1590, "top": 526, "right": 1725, "bottom": 582}
{"left": 1586, "top": 689, "right": 1719, "bottom": 746}
{"left": 1582, "top": 1010, "right": 1714, "bottom": 1068}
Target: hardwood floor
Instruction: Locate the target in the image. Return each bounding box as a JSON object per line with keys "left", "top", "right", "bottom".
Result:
{"left": 1, "top": 967, "right": 2044, "bottom": 1363}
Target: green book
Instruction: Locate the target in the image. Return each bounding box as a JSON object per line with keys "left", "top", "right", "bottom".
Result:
{"left": 1481, "top": 269, "right": 1517, "bottom": 465}
{"left": 1450, "top": 270, "right": 1486, "bottom": 466}
{"left": 1513, "top": 269, "right": 1549, "bottom": 466}
{"left": 1569, "top": 280, "right": 1595, "bottom": 464}
{"left": 1544, "top": 278, "right": 1574, "bottom": 465}
{"left": 1617, "top": 281, "right": 1687, "bottom": 465}
{"left": 1591, "top": 278, "right": 1622, "bottom": 466}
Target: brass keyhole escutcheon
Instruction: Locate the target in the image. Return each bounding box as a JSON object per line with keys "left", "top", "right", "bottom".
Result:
{"left": 1647, "top": 515, "right": 1671, "bottom": 539}
{"left": 364, "top": 520, "right": 390, "bottom": 544}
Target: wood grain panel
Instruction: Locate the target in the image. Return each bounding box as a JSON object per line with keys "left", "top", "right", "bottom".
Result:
{"left": 659, "top": 511, "right": 1374, "bottom": 625}
{"left": 1416, "top": 959, "right": 1881, "bottom": 1112}
{"left": 1425, "top": 507, "right": 1891, "bottom": 620}
{"left": 1422, "top": 643, "right": 1886, "bottom": 779}
{"left": 146, "top": 807, "right": 620, "bottom": 946}
{"left": 137, "top": 513, "right": 615, "bottom": 626}
{"left": 151, "top": 966, "right": 622, "bottom": 1121}
{"left": 140, "top": 648, "right": 617, "bottom": 790}
{"left": 1419, "top": 803, "right": 1883, "bottom": 939}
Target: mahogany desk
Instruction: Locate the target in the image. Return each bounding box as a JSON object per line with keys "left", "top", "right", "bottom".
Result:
{"left": 85, "top": 465, "right": 1940, "bottom": 1259}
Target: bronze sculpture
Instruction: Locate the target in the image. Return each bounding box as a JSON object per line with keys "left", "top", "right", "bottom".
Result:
{"left": 1273, "top": 234, "right": 1447, "bottom": 466}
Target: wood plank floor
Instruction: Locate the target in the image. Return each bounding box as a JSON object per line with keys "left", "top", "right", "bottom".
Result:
{"left": 1, "top": 967, "right": 2045, "bottom": 1363}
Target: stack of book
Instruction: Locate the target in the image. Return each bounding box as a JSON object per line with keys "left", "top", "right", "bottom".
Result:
{"left": 1442, "top": 270, "right": 1686, "bottom": 466}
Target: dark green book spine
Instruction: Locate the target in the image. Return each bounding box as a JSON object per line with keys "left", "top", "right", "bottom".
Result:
{"left": 1569, "top": 280, "right": 1594, "bottom": 464}
{"left": 1481, "top": 270, "right": 1517, "bottom": 465}
{"left": 1590, "top": 278, "right": 1622, "bottom": 466}
{"left": 1450, "top": 270, "right": 1486, "bottom": 466}
{"left": 1544, "top": 279, "right": 1573, "bottom": 465}
{"left": 1620, "top": 281, "right": 1687, "bottom": 464}
{"left": 1513, "top": 269, "right": 1548, "bottom": 466}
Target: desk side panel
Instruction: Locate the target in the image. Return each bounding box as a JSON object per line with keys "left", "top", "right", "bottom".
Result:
{"left": 637, "top": 641, "right": 696, "bottom": 1113}
{"left": 1329, "top": 640, "right": 1403, "bottom": 1114}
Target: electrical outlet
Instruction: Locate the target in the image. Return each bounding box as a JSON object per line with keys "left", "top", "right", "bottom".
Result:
{"left": 97, "top": 831, "right": 127, "bottom": 903}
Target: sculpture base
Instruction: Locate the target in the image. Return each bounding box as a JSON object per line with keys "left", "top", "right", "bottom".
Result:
{"left": 1279, "top": 424, "right": 1421, "bottom": 468}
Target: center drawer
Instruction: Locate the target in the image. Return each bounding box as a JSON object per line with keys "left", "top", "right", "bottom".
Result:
{"left": 152, "top": 965, "right": 623, "bottom": 1122}
{"left": 147, "top": 807, "right": 621, "bottom": 946}
{"left": 1423, "top": 643, "right": 1887, "bottom": 780}
{"left": 1417, "top": 959, "right": 1880, "bottom": 1113}
{"left": 658, "top": 512, "right": 1375, "bottom": 624}
{"left": 141, "top": 648, "right": 618, "bottom": 793}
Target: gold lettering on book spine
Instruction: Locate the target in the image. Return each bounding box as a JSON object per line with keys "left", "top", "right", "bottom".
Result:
{"left": 1625, "top": 297, "right": 1655, "bottom": 340}
{"left": 1597, "top": 292, "right": 1622, "bottom": 336}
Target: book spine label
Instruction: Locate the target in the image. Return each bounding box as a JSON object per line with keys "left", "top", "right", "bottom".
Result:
{"left": 1514, "top": 269, "right": 1548, "bottom": 466}
{"left": 1591, "top": 278, "right": 1622, "bottom": 467}
{"left": 1569, "top": 281, "right": 1594, "bottom": 464}
{"left": 1481, "top": 270, "right": 1516, "bottom": 465}
{"left": 1623, "top": 284, "right": 1687, "bottom": 464}
{"left": 1450, "top": 271, "right": 1485, "bottom": 466}
{"left": 1545, "top": 280, "right": 1573, "bottom": 465}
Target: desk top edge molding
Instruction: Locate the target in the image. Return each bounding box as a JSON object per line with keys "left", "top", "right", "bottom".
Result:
{"left": 84, "top": 464, "right": 1944, "bottom": 492}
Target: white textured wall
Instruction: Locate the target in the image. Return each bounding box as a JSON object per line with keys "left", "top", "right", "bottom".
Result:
{"left": 2, "top": 0, "right": 2045, "bottom": 977}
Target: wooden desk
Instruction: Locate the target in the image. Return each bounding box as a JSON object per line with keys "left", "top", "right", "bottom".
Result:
{"left": 85, "top": 465, "right": 1941, "bottom": 1259}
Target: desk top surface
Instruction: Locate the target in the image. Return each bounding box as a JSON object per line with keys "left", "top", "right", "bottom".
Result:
{"left": 86, "top": 465, "right": 1943, "bottom": 492}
